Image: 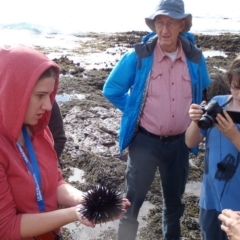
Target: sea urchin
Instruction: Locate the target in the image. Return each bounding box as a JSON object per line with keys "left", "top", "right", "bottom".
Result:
{"left": 78, "top": 185, "right": 124, "bottom": 224}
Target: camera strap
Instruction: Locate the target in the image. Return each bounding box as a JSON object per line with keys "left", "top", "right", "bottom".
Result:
{"left": 220, "top": 96, "right": 233, "bottom": 108}
{"left": 16, "top": 125, "right": 45, "bottom": 212}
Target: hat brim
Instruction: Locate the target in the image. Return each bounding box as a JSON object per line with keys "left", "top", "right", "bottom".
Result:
{"left": 145, "top": 11, "right": 192, "bottom": 33}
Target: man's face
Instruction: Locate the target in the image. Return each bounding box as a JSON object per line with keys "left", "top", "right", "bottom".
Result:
{"left": 24, "top": 76, "right": 55, "bottom": 125}
{"left": 154, "top": 15, "right": 185, "bottom": 52}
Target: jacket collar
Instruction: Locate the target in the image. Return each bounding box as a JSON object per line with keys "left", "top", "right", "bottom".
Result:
{"left": 134, "top": 32, "right": 202, "bottom": 66}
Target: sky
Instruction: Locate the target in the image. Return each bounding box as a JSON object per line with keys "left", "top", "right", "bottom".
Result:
{"left": 0, "top": 0, "right": 239, "bottom": 33}
{"left": 1, "top": 0, "right": 238, "bottom": 24}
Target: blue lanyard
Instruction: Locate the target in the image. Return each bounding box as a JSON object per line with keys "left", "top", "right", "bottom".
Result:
{"left": 16, "top": 125, "right": 45, "bottom": 212}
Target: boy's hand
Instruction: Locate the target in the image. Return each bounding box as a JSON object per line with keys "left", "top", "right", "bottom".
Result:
{"left": 215, "top": 110, "right": 238, "bottom": 139}
{"left": 189, "top": 103, "right": 204, "bottom": 123}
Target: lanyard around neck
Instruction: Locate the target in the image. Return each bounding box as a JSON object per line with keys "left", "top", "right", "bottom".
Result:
{"left": 16, "top": 125, "right": 45, "bottom": 212}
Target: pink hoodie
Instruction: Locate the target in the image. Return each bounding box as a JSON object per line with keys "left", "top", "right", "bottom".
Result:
{"left": 0, "top": 46, "right": 66, "bottom": 239}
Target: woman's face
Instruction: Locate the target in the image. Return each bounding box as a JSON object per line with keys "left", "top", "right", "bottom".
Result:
{"left": 24, "top": 76, "right": 55, "bottom": 125}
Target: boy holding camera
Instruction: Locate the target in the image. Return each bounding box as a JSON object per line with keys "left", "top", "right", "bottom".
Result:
{"left": 185, "top": 56, "right": 240, "bottom": 240}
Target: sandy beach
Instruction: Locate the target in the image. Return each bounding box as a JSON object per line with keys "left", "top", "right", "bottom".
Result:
{"left": 36, "top": 31, "right": 240, "bottom": 240}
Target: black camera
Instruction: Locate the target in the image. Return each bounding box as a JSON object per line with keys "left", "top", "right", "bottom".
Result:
{"left": 198, "top": 100, "right": 223, "bottom": 130}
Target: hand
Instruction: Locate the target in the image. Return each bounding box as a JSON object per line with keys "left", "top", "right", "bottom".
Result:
{"left": 95, "top": 198, "right": 131, "bottom": 223}
{"left": 75, "top": 198, "right": 130, "bottom": 225}
{"left": 215, "top": 111, "right": 238, "bottom": 140}
{"left": 188, "top": 103, "right": 204, "bottom": 123}
{"left": 75, "top": 205, "right": 95, "bottom": 228}
{"left": 218, "top": 209, "right": 240, "bottom": 240}
{"left": 113, "top": 198, "right": 131, "bottom": 220}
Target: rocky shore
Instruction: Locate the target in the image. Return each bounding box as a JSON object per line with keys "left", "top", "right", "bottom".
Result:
{"left": 37, "top": 32, "right": 240, "bottom": 240}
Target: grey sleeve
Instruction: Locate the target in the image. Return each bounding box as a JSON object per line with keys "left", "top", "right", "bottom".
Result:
{"left": 48, "top": 100, "right": 67, "bottom": 159}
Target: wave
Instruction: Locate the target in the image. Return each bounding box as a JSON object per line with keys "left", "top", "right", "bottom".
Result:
{"left": 0, "top": 22, "right": 59, "bottom": 35}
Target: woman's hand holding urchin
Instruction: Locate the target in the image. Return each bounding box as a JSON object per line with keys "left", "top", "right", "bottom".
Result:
{"left": 75, "top": 204, "right": 96, "bottom": 228}
{"left": 76, "top": 185, "right": 130, "bottom": 225}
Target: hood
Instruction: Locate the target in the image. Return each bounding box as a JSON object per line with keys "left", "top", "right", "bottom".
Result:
{"left": 0, "top": 45, "right": 60, "bottom": 142}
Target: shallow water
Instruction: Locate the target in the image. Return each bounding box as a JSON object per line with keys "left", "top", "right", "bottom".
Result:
{"left": 68, "top": 168, "right": 85, "bottom": 183}
{"left": 56, "top": 93, "right": 86, "bottom": 102}
{"left": 185, "top": 181, "right": 202, "bottom": 197}
{"left": 202, "top": 50, "right": 228, "bottom": 58}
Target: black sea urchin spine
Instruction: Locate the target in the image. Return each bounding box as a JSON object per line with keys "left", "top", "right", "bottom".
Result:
{"left": 79, "top": 185, "right": 123, "bottom": 224}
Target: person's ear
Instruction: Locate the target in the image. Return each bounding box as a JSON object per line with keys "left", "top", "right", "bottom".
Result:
{"left": 179, "top": 19, "right": 186, "bottom": 33}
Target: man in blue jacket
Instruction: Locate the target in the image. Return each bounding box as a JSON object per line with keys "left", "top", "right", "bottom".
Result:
{"left": 103, "top": 0, "right": 211, "bottom": 239}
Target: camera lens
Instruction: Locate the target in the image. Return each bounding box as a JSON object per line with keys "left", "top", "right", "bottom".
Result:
{"left": 198, "top": 115, "right": 214, "bottom": 130}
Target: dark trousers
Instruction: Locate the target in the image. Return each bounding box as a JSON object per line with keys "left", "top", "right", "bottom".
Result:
{"left": 199, "top": 208, "right": 228, "bottom": 240}
{"left": 118, "top": 131, "right": 189, "bottom": 240}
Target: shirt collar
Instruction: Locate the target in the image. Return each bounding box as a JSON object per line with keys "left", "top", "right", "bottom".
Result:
{"left": 155, "top": 39, "right": 187, "bottom": 63}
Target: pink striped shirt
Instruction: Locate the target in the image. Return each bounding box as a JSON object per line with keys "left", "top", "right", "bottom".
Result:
{"left": 139, "top": 40, "right": 192, "bottom": 136}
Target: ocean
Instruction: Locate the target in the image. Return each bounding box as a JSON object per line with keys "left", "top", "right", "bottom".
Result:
{"left": 0, "top": 0, "right": 239, "bottom": 49}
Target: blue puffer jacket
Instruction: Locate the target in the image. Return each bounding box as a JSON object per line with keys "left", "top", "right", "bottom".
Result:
{"left": 103, "top": 32, "right": 211, "bottom": 154}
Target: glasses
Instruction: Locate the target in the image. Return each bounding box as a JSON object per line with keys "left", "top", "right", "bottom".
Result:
{"left": 154, "top": 20, "right": 181, "bottom": 29}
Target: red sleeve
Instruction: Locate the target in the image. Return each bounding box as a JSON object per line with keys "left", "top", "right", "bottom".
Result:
{"left": 0, "top": 161, "right": 22, "bottom": 239}
{"left": 57, "top": 167, "right": 67, "bottom": 186}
